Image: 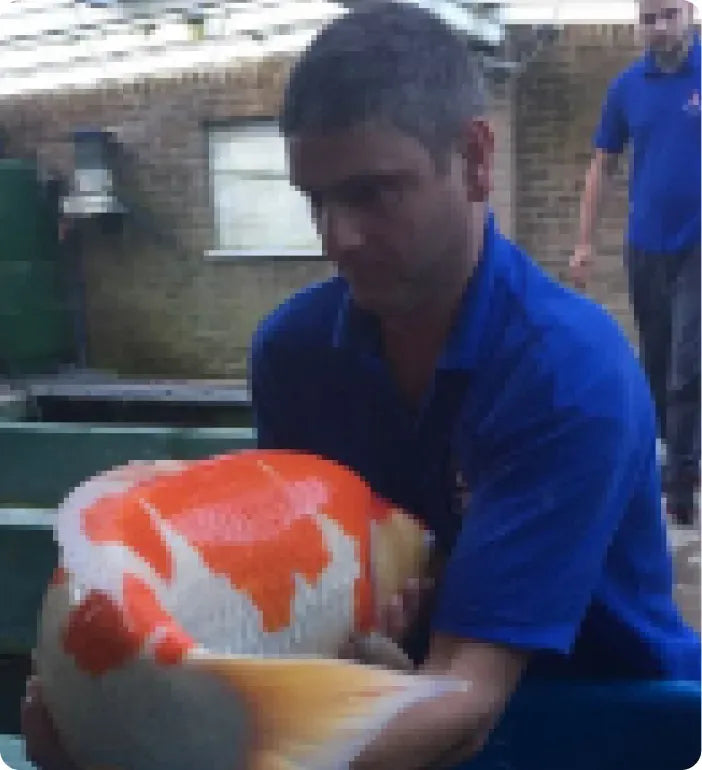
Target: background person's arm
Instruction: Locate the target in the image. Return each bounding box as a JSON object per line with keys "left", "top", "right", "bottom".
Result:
{"left": 571, "top": 75, "right": 629, "bottom": 288}
{"left": 572, "top": 150, "right": 621, "bottom": 288}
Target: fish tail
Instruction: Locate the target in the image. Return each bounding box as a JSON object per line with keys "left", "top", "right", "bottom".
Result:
{"left": 187, "top": 653, "right": 467, "bottom": 770}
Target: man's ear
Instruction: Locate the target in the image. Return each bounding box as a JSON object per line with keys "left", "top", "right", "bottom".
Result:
{"left": 460, "top": 119, "right": 494, "bottom": 203}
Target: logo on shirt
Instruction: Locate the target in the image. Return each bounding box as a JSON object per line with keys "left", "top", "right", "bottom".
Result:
{"left": 683, "top": 89, "right": 701, "bottom": 116}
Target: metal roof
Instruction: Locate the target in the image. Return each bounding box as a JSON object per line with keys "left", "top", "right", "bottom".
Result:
{"left": 2, "top": 1, "right": 648, "bottom": 98}
{"left": 0, "top": 0, "right": 506, "bottom": 96}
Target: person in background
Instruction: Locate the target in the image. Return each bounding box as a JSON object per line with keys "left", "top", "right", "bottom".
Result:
{"left": 21, "top": 3, "right": 701, "bottom": 769}
{"left": 571, "top": 0, "right": 700, "bottom": 526}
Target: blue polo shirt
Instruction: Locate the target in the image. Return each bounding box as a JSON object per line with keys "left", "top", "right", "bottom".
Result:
{"left": 250, "top": 213, "right": 700, "bottom": 680}
{"left": 594, "top": 34, "right": 701, "bottom": 254}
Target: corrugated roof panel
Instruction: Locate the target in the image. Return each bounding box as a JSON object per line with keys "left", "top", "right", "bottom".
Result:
{"left": 0, "top": 0, "right": 510, "bottom": 96}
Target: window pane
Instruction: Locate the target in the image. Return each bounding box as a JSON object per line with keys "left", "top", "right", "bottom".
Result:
{"left": 210, "top": 125, "right": 287, "bottom": 174}
{"left": 214, "top": 173, "right": 319, "bottom": 251}
{"left": 210, "top": 123, "right": 321, "bottom": 252}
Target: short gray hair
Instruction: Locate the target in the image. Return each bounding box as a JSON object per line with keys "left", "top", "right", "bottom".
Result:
{"left": 280, "top": 1, "right": 487, "bottom": 163}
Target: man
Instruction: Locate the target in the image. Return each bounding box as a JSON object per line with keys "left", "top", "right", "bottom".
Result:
{"left": 22, "top": 3, "right": 700, "bottom": 769}
{"left": 251, "top": 1, "right": 699, "bottom": 765}
{"left": 571, "top": 0, "right": 701, "bottom": 526}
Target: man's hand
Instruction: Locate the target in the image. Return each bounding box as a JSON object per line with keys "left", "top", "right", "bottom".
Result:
{"left": 570, "top": 242, "right": 593, "bottom": 289}
{"left": 340, "top": 575, "right": 435, "bottom": 669}
{"left": 378, "top": 576, "right": 435, "bottom": 646}
{"left": 350, "top": 635, "right": 529, "bottom": 770}
{"left": 21, "top": 676, "right": 81, "bottom": 770}
{"left": 342, "top": 576, "right": 529, "bottom": 770}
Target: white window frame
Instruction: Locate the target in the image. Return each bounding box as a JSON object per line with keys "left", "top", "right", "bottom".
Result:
{"left": 206, "top": 119, "right": 323, "bottom": 261}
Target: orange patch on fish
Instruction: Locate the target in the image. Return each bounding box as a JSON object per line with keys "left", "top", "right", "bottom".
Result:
{"left": 62, "top": 589, "right": 143, "bottom": 676}
{"left": 122, "top": 573, "right": 194, "bottom": 665}
{"left": 49, "top": 566, "right": 68, "bottom": 587}
{"left": 189, "top": 516, "right": 330, "bottom": 632}
{"left": 122, "top": 573, "right": 176, "bottom": 639}
{"left": 78, "top": 451, "right": 397, "bottom": 635}
{"left": 144, "top": 452, "right": 335, "bottom": 633}
{"left": 63, "top": 574, "right": 194, "bottom": 676}
{"left": 153, "top": 451, "right": 394, "bottom": 633}
{"left": 255, "top": 452, "right": 395, "bottom": 633}
{"left": 153, "top": 629, "right": 195, "bottom": 666}
{"left": 81, "top": 491, "right": 173, "bottom": 582}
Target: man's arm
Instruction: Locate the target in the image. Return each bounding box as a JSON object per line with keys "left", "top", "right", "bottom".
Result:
{"left": 571, "top": 75, "right": 628, "bottom": 288}
{"left": 576, "top": 150, "right": 621, "bottom": 251}
{"left": 571, "top": 150, "right": 621, "bottom": 288}
{"left": 353, "top": 338, "right": 649, "bottom": 770}
{"left": 350, "top": 635, "right": 528, "bottom": 770}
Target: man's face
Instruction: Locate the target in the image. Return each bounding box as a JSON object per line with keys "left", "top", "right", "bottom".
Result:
{"left": 639, "top": 0, "right": 693, "bottom": 58}
{"left": 288, "top": 121, "right": 491, "bottom": 317}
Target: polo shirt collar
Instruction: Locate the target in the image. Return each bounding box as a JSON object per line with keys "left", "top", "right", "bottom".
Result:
{"left": 331, "top": 289, "right": 382, "bottom": 357}
{"left": 331, "top": 210, "right": 502, "bottom": 373}
{"left": 644, "top": 32, "right": 701, "bottom": 75}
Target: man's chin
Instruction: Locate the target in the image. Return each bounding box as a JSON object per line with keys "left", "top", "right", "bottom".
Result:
{"left": 651, "top": 40, "right": 685, "bottom": 59}
{"left": 349, "top": 286, "right": 416, "bottom": 318}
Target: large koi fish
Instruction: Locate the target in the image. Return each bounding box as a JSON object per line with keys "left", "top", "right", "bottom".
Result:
{"left": 35, "top": 450, "right": 466, "bottom": 770}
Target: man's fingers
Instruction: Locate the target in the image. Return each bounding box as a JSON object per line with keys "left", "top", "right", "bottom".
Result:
{"left": 569, "top": 245, "right": 593, "bottom": 289}
{"left": 339, "top": 633, "right": 414, "bottom": 670}
{"left": 338, "top": 635, "right": 363, "bottom": 661}
{"left": 378, "top": 577, "right": 436, "bottom": 643}
{"left": 401, "top": 578, "right": 431, "bottom": 618}
{"left": 380, "top": 594, "right": 406, "bottom": 640}
{"left": 568, "top": 260, "right": 589, "bottom": 289}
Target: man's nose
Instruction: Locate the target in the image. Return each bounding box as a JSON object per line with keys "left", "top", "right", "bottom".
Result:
{"left": 320, "top": 203, "right": 365, "bottom": 252}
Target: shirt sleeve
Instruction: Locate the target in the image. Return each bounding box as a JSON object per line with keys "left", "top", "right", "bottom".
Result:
{"left": 431, "top": 356, "right": 649, "bottom": 654}
{"left": 593, "top": 77, "right": 629, "bottom": 154}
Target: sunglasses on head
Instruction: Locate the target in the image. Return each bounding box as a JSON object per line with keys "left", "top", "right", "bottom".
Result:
{"left": 640, "top": 7, "right": 682, "bottom": 24}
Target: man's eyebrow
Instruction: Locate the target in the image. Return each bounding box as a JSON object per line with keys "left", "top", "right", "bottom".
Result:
{"left": 296, "top": 171, "right": 413, "bottom": 197}
{"left": 640, "top": 6, "right": 680, "bottom": 19}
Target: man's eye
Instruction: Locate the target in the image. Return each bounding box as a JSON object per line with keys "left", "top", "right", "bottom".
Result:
{"left": 345, "top": 181, "right": 403, "bottom": 209}
{"left": 642, "top": 8, "right": 680, "bottom": 23}
{"left": 345, "top": 182, "right": 381, "bottom": 207}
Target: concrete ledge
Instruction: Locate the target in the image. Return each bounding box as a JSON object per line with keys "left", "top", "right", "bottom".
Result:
{"left": 0, "top": 422, "right": 257, "bottom": 507}
{"left": 204, "top": 248, "right": 326, "bottom": 263}
{"left": 0, "top": 391, "right": 27, "bottom": 422}
{"left": 0, "top": 508, "right": 54, "bottom": 528}
{"left": 0, "top": 425, "right": 256, "bottom": 653}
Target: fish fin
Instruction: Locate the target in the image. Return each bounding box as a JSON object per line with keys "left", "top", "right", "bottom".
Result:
{"left": 188, "top": 653, "right": 467, "bottom": 770}
{"left": 249, "top": 751, "right": 301, "bottom": 770}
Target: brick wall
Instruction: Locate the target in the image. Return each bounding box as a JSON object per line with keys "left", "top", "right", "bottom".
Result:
{"left": 0, "top": 59, "right": 339, "bottom": 377}
{"left": 490, "top": 78, "right": 516, "bottom": 239}
{"left": 513, "top": 24, "right": 643, "bottom": 341}
{"left": 0, "top": 27, "right": 644, "bottom": 377}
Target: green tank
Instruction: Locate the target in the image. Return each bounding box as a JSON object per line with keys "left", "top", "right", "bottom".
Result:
{"left": 0, "top": 159, "right": 74, "bottom": 375}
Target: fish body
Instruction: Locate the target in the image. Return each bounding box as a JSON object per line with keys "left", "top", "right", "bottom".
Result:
{"left": 35, "top": 450, "right": 465, "bottom": 770}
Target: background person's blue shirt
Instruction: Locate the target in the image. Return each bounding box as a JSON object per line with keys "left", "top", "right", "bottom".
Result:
{"left": 594, "top": 34, "right": 701, "bottom": 254}
{"left": 250, "top": 214, "right": 700, "bottom": 680}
